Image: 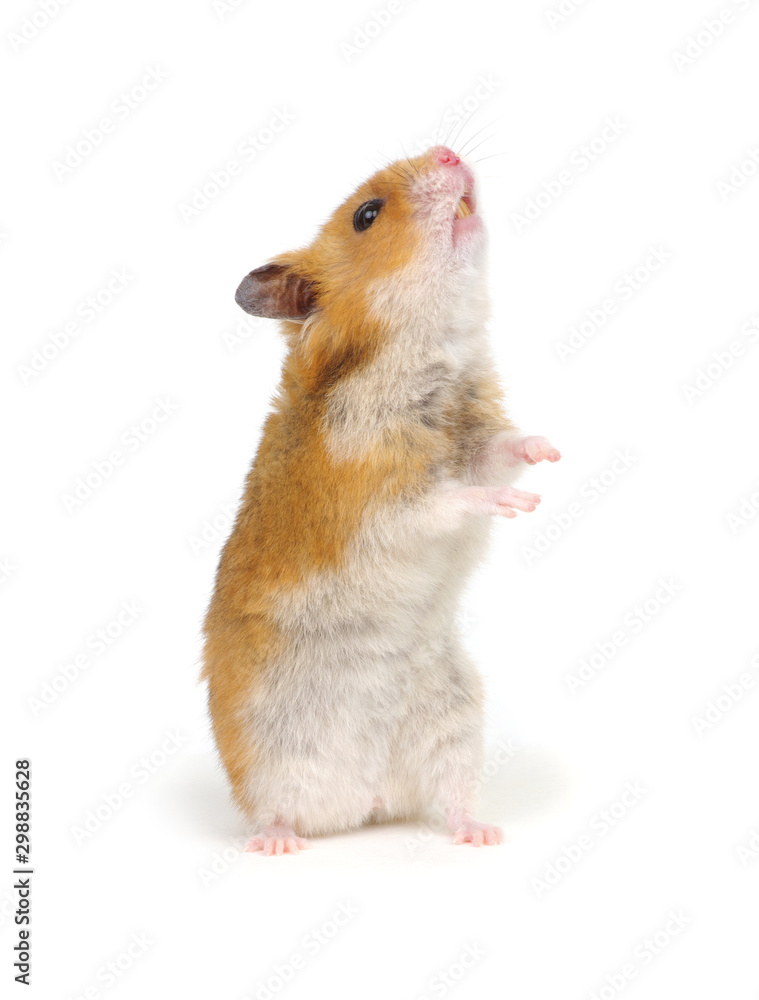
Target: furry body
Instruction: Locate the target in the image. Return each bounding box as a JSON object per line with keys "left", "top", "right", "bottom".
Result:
{"left": 202, "top": 146, "right": 558, "bottom": 849}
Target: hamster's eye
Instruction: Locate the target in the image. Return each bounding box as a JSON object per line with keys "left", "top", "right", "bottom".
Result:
{"left": 354, "top": 199, "right": 384, "bottom": 232}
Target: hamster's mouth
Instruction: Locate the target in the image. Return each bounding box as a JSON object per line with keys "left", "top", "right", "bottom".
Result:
{"left": 455, "top": 189, "right": 476, "bottom": 219}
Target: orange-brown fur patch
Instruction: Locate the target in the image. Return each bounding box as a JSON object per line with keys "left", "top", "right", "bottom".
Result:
{"left": 202, "top": 153, "right": 502, "bottom": 816}
{"left": 202, "top": 363, "right": 440, "bottom": 812}
{"left": 202, "top": 616, "right": 280, "bottom": 811}
{"left": 206, "top": 157, "right": 436, "bottom": 618}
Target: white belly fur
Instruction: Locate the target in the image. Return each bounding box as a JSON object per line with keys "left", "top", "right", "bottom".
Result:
{"left": 241, "top": 509, "right": 491, "bottom": 836}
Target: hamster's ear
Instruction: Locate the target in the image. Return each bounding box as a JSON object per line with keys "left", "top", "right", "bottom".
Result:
{"left": 235, "top": 262, "right": 317, "bottom": 321}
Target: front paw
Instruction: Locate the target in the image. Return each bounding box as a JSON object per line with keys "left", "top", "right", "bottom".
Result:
{"left": 442, "top": 485, "right": 541, "bottom": 521}
{"left": 489, "top": 485, "right": 541, "bottom": 518}
{"left": 510, "top": 435, "right": 561, "bottom": 466}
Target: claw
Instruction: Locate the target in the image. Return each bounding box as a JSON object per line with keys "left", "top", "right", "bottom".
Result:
{"left": 244, "top": 826, "right": 310, "bottom": 855}
{"left": 513, "top": 435, "right": 561, "bottom": 465}
{"left": 451, "top": 820, "right": 504, "bottom": 847}
{"left": 493, "top": 486, "right": 541, "bottom": 516}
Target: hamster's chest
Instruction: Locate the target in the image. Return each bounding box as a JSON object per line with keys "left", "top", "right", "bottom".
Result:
{"left": 323, "top": 346, "right": 474, "bottom": 464}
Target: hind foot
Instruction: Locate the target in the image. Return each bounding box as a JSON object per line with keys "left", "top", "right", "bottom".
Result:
{"left": 244, "top": 825, "right": 310, "bottom": 856}
{"left": 451, "top": 820, "right": 503, "bottom": 846}
{"left": 447, "top": 808, "right": 504, "bottom": 847}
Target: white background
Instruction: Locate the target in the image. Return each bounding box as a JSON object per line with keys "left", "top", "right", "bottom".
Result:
{"left": 3, "top": 0, "right": 759, "bottom": 997}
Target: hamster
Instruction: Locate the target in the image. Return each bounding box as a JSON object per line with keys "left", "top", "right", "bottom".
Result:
{"left": 202, "top": 145, "right": 560, "bottom": 855}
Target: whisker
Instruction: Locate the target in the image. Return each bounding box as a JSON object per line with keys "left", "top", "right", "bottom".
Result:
{"left": 471, "top": 152, "right": 509, "bottom": 164}
{"left": 445, "top": 102, "right": 482, "bottom": 150}
{"left": 460, "top": 134, "right": 498, "bottom": 160}
{"left": 372, "top": 148, "right": 392, "bottom": 166}
{"left": 456, "top": 115, "right": 507, "bottom": 157}
{"left": 434, "top": 107, "right": 448, "bottom": 148}
{"left": 399, "top": 140, "right": 421, "bottom": 178}
{"left": 385, "top": 161, "right": 411, "bottom": 178}
{"left": 442, "top": 115, "right": 458, "bottom": 147}
{"left": 447, "top": 106, "right": 480, "bottom": 152}
{"left": 362, "top": 153, "right": 414, "bottom": 189}
{"left": 381, "top": 151, "right": 415, "bottom": 185}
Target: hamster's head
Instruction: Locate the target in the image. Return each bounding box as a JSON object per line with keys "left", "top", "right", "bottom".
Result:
{"left": 235, "top": 146, "right": 487, "bottom": 346}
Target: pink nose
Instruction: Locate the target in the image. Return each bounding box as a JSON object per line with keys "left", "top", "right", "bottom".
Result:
{"left": 433, "top": 146, "right": 460, "bottom": 166}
